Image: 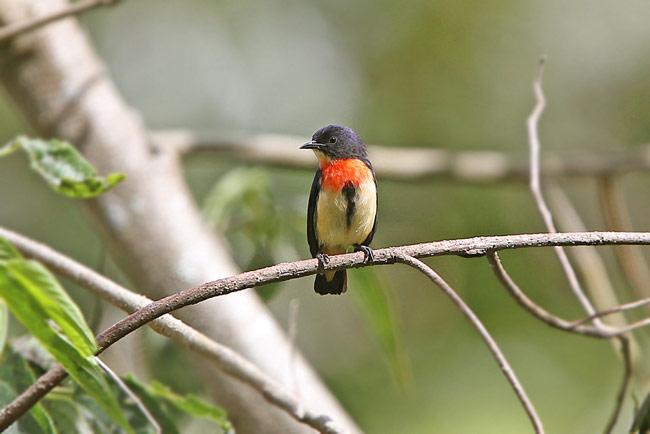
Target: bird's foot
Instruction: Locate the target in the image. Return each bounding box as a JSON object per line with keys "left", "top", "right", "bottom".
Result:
{"left": 316, "top": 252, "right": 330, "bottom": 270}
{"left": 354, "top": 245, "right": 375, "bottom": 262}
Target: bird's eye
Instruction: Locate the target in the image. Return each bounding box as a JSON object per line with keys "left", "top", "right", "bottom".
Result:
{"left": 329, "top": 137, "right": 337, "bottom": 144}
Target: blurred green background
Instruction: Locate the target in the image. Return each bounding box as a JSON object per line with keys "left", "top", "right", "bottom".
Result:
{"left": 2, "top": 1, "right": 650, "bottom": 432}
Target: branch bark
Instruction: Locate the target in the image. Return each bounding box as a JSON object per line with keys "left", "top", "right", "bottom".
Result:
{"left": 0, "top": 1, "right": 358, "bottom": 432}
{"left": 0, "top": 226, "right": 346, "bottom": 434}
{"left": 4, "top": 231, "right": 650, "bottom": 430}
{"left": 152, "top": 129, "right": 650, "bottom": 183}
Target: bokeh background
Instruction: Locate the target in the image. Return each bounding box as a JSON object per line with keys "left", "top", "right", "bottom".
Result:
{"left": 2, "top": 1, "right": 650, "bottom": 432}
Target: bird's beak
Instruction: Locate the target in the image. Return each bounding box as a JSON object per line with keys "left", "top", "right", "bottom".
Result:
{"left": 300, "top": 140, "right": 323, "bottom": 150}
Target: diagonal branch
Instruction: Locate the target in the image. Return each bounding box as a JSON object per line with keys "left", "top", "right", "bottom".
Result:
{"left": 0, "top": 226, "right": 345, "bottom": 434}
{"left": 3, "top": 231, "right": 650, "bottom": 429}
{"left": 0, "top": 0, "right": 120, "bottom": 42}
{"left": 393, "top": 252, "right": 544, "bottom": 434}
{"left": 526, "top": 58, "right": 601, "bottom": 323}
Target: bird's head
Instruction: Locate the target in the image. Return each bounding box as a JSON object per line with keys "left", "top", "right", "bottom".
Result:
{"left": 300, "top": 125, "right": 367, "bottom": 165}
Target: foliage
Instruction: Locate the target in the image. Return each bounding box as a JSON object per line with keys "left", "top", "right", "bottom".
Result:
{"left": 0, "top": 236, "right": 132, "bottom": 432}
{"left": 0, "top": 137, "right": 124, "bottom": 199}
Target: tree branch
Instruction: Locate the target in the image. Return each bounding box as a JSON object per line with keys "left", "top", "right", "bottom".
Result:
{"left": 0, "top": 226, "right": 345, "bottom": 434}
{"left": 3, "top": 231, "right": 650, "bottom": 430}
{"left": 603, "top": 336, "right": 632, "bottom": 434}
{"left": 393, "top": 252, "right": 544, "bottom": 434}
{"left": 526, "top": 59, "right": 601, "bottom": 323}
{"left": 152, "top": 129, "right": 650, "bottom": 183}
{"left": 0, "top": 0, "right": 120, "bottom": 42}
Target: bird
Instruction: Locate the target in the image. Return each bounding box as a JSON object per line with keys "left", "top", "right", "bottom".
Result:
{"left": 300, "top": 124, "right": 378, "bottom": 295}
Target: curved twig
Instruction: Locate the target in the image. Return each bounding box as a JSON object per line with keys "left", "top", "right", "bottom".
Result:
{"left": 3, "top": 230, "right": 650, "bottom": 429}
{"left": 603, "top": 337, "right": 632, "bottom": 434}
{"left": 393, "top": 252, "right": 544, "bottom": 434}
{"left": 0, "top": 226, "right": 345, "bottom": 434}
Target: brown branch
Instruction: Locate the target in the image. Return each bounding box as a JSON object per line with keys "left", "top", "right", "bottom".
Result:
{"left": 526, "top": 59, "right": 601, "bottom": 324}
{"left": 0, "top": 226, "right": 345, "bottom": 434}
{"left": 393, "top": 252, "right": 544, "bottom": 434}
{"left": 571, "top": 298, "right": 650, "bottom": 327}
{"left": 0, "top": 0, "right": 120, "bottom": 42}
{"left": 3, "top": 231, "right": 650, "bottom": 429}
{"left": 152, "top": 129, "right": 650, "bottom": 183}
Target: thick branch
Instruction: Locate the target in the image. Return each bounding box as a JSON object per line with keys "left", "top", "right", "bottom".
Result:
{"left": 0, "top": 0, "right": 119, "bottom": 42}
{"left": 4, "top": 231, "right": 650, "bottom": 430}
{"left": 153, "top": 130, "right": 650, "bottom": 183}
{"left": 0, "top": 226, "right": 344, "bottom": 434}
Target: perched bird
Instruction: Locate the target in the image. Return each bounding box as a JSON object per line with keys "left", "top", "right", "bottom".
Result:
{"left": 300, "top": 125, "right": 378, "bottom": 295}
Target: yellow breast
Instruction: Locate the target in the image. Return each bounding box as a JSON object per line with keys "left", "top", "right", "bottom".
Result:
{"left": 316, "top": 177, "right": 376, "bottom": 254}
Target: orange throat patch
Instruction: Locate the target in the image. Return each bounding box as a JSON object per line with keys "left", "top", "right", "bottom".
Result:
{"left": 320, "top": 158, "right": 372, "bottom": 191}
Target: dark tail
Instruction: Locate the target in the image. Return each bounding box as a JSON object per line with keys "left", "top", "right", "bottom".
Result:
{"left": 314, "top": 270, "right": 347, "bottom": 295}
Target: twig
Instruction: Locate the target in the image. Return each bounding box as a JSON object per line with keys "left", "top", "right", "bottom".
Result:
{"left": 3, "top": 231, "right": 650, "bottom": 429}
{"left": 487, "top": 252, "right": 650, "bottom": 338}
{"left": 0, "top": 0, "right": 120, "bottom": 42}
{"left": 526, "top": 58, "right": 601, "bottom": 323}
{"left": 547, "top": 185, "right": 626, "bottom": 327}
{"left": 571, "top": 298, "right": 650, "bottom": 327}
{"left": 153, "top": 130, "right": 650, "bottom": 183}
{"left": 603, "top": 336, "right": 632, "bottom": 434}
{"left": 393, "top": 252, "right": 544, "bottom": 434}
{"left": 487, "top": 252, "right": 602, "bottom": 336}
{"left": 96, "top": 358, "right": 161, "bottom": 434}
{"left": 0, "top": 226, "right": 345, "bottom": 434}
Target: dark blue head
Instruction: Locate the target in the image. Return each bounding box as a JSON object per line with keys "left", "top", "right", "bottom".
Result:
{"left": 300, "top": 124, "right": 368, "bottom": 161}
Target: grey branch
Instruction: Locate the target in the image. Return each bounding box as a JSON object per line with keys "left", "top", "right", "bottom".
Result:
{"left": 526, "top": 59, "right": 601, "bottom": 323}
{"left": 152, "top": 129, "right": 650, "bottom": 183}
{"left": 0, "top": 226, "right": 345, "bottom": 434}
{"left": 0, "top": 0, "right": 120, "bottom": 42}
{"left": 394, "top": 252, "right": 544, "bottom": 434}
{"left": 4, "top": 231, "right": 650, "bottom": 431}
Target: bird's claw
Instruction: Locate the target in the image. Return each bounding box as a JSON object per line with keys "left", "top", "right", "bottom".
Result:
{"left": 316, "top": 252, "right": 330, "bottom": 270}
{"left": 354, "top": 245, "right": 375, "bottom": 263}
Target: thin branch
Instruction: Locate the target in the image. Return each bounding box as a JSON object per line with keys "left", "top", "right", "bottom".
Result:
{"left": 571, "top": 298, "right": 650, "bottom": 327}
{"left": 0, "top": 226, "right": 345, "bottom": 434}
{"left": 0, "top": 0, "right": 120, "bottom": 42}
{"left": 526, "top": 58, "right": 601, "bottom": 322}
{"left": 393, "top": 252, "right": 544, "bottom": 434}
{"left": 153, "top": 130, "right": 650, "bottom": 183}
{"left": 4, "top": 231, "right": 650, "bottom": 429}
{"left": 603, "top": 336, "right": 632, "bottom": 434}
{"left": 487, "top": 252, "right": 650, "bottom": 338}
{"left": 487, "top": 252, "right": 602, "bottom": 337}
{"left": 96, "top": 358, "right": 161, "bottom": 434}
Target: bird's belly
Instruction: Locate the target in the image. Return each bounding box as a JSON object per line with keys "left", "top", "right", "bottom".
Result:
{"left": 316, "top": 178, "right": 376, "bottom": 254}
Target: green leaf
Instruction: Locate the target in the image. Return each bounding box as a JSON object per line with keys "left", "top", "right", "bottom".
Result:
{"left": 1, "top": 136, "right": 125, "bottom": 199}
{"left": 350, "top": 267, "right": 412, "bottom": 389}
{"left": 124, "top": 376, "right": 233, "bottom": 433}
{"left": 0, "top": 346, "right": 57, "bottom": 434}
{"left": 0, "top": 257, "right": 132, "bottom": 433}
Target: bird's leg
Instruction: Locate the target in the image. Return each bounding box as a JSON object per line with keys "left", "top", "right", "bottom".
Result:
{"left": 316, "top": 252, "right": 330, "bottom": 270}
{"left": 354, "top": 244, "right": 375, "bottom": 262}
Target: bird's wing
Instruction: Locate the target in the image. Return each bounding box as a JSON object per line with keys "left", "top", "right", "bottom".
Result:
{"left": 361, "top": 160, "right": 378, "bottom": 247}
{"left": 307, "top": 169, "right": 321, "bottom": 257}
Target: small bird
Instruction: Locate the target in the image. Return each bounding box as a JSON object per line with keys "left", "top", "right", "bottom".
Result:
{"left": 300, "top": 125, "right": 378, "bottom": 295}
